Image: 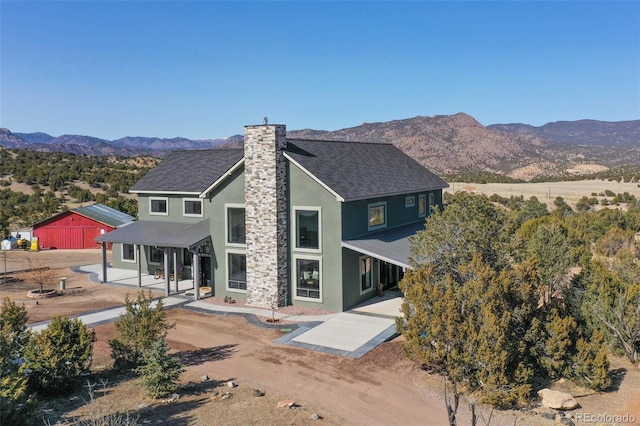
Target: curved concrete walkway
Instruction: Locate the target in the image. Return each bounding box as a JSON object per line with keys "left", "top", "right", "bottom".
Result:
{"left": 31, "top": 264, "right": 403, "bottom": 358}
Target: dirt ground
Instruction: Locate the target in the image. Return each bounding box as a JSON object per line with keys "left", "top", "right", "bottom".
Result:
{"left": 2, "top": 250, "right": 640, "bottom": 425}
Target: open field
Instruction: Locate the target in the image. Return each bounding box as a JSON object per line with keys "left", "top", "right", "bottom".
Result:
{"left": 448, "top": 179, "right": 640, "bottom": 209}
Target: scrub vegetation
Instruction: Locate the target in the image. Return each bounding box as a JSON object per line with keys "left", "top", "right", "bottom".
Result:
{"left": 398, "top": 191, "right": 640, "bottom": 412}
{"left": 0, "top": 147, "right": 155, "bottom": 235}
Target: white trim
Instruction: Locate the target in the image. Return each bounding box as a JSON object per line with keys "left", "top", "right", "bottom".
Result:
{"left": 368, "top": 201, "right": 387, "bottom": 231}
{"left": 226, "top": 248, "right": 247, "bottom": 293}
{"left": 149, "top": 196, "right": 169, "bottom": 216}
{"left": 225, "top": 203, "right": 246, "bottom": 247}
{"left": 405, "top": 196, "right": 416, "bottom": 208}
{"left": 292, "top": 206, "right": 322, "bottom": 253}
{"left": 183, "top": 198, "right": 204, "bottom": 218}
{"left": 121, "top": 243, "right": 136, "bottom": 263}
{"left": 418, "top": 194, "right": 427, "bottom": 218}
{"left": 200, "top": 159, "right": 245, "bottom": 198}
{"left": 293, "top": 254, "right": 323, "bottom": 303}
{"left": 284, "top": 153, "right": 345, "bottom": 202}
{"left": 359, "top": 255, "right": 375, "bottom": 295}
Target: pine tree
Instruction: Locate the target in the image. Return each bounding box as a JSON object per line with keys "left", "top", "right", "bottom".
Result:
{"left": 135, "top": 338, "right": 184, "bottom": 399}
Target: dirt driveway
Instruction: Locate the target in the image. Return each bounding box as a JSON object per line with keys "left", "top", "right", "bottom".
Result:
{"left": 2, "top": 249, "right": 639, "bottom": 425}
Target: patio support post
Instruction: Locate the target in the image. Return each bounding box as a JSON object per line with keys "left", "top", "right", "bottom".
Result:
{"left": 173, "top": 249, "right": 179, "bottom": 293}
{"left": 193, "top": 252, "right": 199, "bottom": 301}
{"left": 163, "top": 247, "right": 170, "bottom": 297}
{"left": 101, "top": 242, "right": 107, "bottom": 283}
{"left": 136, "top": 245, "right": 142, "bottom": 288}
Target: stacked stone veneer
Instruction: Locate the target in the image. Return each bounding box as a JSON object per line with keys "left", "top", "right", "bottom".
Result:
{"left": 244, "top": 124, "right": 288, "bottom": 308}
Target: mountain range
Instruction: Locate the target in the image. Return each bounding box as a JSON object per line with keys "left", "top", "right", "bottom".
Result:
{"left": 1, "top": 114, "right": 639, "bottom": 180}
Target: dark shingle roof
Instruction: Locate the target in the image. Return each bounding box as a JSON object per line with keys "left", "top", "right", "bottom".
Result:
{"left": 129, "top": 149, "right": 244, "bottom": 193}
{"left": 128, "top": 140, "right": 447, "bottom": 200}
{"left": 285, "top": 139, "right": 448, "bottom": 201}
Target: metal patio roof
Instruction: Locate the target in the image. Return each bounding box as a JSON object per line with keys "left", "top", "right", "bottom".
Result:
{"left": 341, "top": 221, "right": 424, "bottom": 269}
{"left": 95, "top": 219, "right": 210, "bottom": 249}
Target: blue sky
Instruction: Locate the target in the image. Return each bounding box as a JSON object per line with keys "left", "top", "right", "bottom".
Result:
{"left": 1, "top": 1, "right": 638, "bottom": 140}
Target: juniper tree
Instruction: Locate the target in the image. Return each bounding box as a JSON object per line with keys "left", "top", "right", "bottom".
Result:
{"left": 109, "top": 291, "right": 174, "bottom": 370}
{"left": 24, "top": 316, "right": 95, "bottom": 395}
{"left": 0, "top": 297, "right": 35, "bottom": 425}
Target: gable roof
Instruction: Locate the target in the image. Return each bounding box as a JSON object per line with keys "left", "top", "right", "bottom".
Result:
{"left": 285, "top": 139, "right": 448, "bottom": 201}
{"left": 129, "top": 149, "right": 244, "bottom": 194}
{"left": 73, "top": 204, "right": 136, "bottom": 228}
{"left": 128, "top": 138, "right": 448, "bottom": 201}
{"left": 32, "top": 203, "right": 135, "bottom": 229}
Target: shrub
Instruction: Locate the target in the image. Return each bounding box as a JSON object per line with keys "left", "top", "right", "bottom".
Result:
{"left": 135, "top": 338, "right": 184, "bottom": 399}
{"left": 0, "top": 298, "right": 36, "bottom": 425}
{"left": 24, "top": 316, "right": 95, "bottom": 395}
{"left": 109, "top": 291, "right": 174, "bottom": 370}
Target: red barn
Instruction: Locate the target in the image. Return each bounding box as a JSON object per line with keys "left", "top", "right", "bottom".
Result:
{"left": 33, "top": 204, "right": 135, "bottom": 250}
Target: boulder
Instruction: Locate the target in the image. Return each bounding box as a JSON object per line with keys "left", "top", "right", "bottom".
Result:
{"left": 537, "top": 389, "right": 579, "bottom": 410}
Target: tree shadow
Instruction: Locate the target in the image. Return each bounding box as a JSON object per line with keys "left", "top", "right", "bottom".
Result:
{"left": 136, "top": 397, "right": 208, "bottom": 425}
{"left": 175, "top": 344, "right": 237, "bottom": 366}
{"left": 607, "top": 367, "right": 627, "bottom": 392}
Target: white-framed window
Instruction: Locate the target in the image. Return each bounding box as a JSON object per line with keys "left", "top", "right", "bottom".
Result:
{"left": 429, "top": 193, "right": 435, "bottom": 215}
{"left": 419, "top": 194, "right": 427, "bottom": 218}
{"left": 293, "top": 255, "right": 322, "bottom": 302}
{"left": 122, "top": 243, "right": 136, "bottom": 263}
{"left": 183, "top": 198, "right": 203, "bottom": 217}
{"left": 149, "top": 246, "right": 163, "bottom": 263}
{"left": 226, "top": 249, "right": 247, "bottom": 292}
{"left": 294, "top": 206, "right": 321, "bottom": 252}
{"left": 368, "top": 201, "right": 387, "bottom": 231}
{"left": 226, "top": 204, "right": 246, "bottom": 246}
{"left": 360, "top": 256, "right": 374, "bottom": 294}
{"left": 405, "top": 196, "right": 415, "bottom": 208}
{"left": 149, "top": 197, "right": 169, "bottom": 216}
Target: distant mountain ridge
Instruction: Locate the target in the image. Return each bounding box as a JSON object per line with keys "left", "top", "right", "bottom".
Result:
{"left": 2, "top": 114, "right": 639, "bottom": 180}
{"left": 488, "top": 119, "right": 640, "bottom": 148}
{"left": 2, "top": 129, "right": 236, "bottom": 157}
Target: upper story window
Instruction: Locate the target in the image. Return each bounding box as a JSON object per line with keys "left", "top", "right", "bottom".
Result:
{"left": 295, "top": 207, "right": 321, "bottom": 251}
{"left": 183, "top": 198, "right": 203, "bottom": 217}
{"left": 227, "top": 205, "right": 246, "bottom": 245}
{"left": 429, "top": 193, "right": 435, "bottom": 214}
{"left": 150, "top": 197, "right": 168, "bottom": 216}
{"left": 368, "top": 201, "right": 387, "bottom": 231}
{"left": 419, "top": 194, "right": 427, "bottom": 218}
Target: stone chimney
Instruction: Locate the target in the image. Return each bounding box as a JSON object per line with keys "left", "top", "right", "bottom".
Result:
{"left": 244, "top": 124, "right": 288, "bottom": 308}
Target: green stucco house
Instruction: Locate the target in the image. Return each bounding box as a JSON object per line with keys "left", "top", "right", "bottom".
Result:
{"left": 97, "top": 123, "right": 448, "bottom": 312}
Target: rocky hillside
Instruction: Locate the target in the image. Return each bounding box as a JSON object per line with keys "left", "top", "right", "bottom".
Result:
{"left": 3, "top": 114, "right": 640, "bottom": 180}
{"left": 288, "top": 114, "right": 640, "bottom": 180}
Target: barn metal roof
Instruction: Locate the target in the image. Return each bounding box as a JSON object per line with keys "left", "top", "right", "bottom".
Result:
{"left": 73, "top": 204, "right": 136, "bottom": 228}
{"left": 341, "top": 221, "right": 424, "bottom": 269}
{"left": 95, "top": 219, "right": 210, "bottom": 249}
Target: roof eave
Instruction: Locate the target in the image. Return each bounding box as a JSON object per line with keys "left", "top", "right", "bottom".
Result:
{"left": 343, "top": 185, "right": 449, "bottom": 203}
{"left": 283, "top": 152, "right": 345, "bottom": 202}
{"left": 199, "top": 158, "right": 245, "bottom": 198}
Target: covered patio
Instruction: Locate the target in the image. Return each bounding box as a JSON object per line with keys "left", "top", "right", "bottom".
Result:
{"left": 94, "top": 219, "right": 212, "bottom": 300}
